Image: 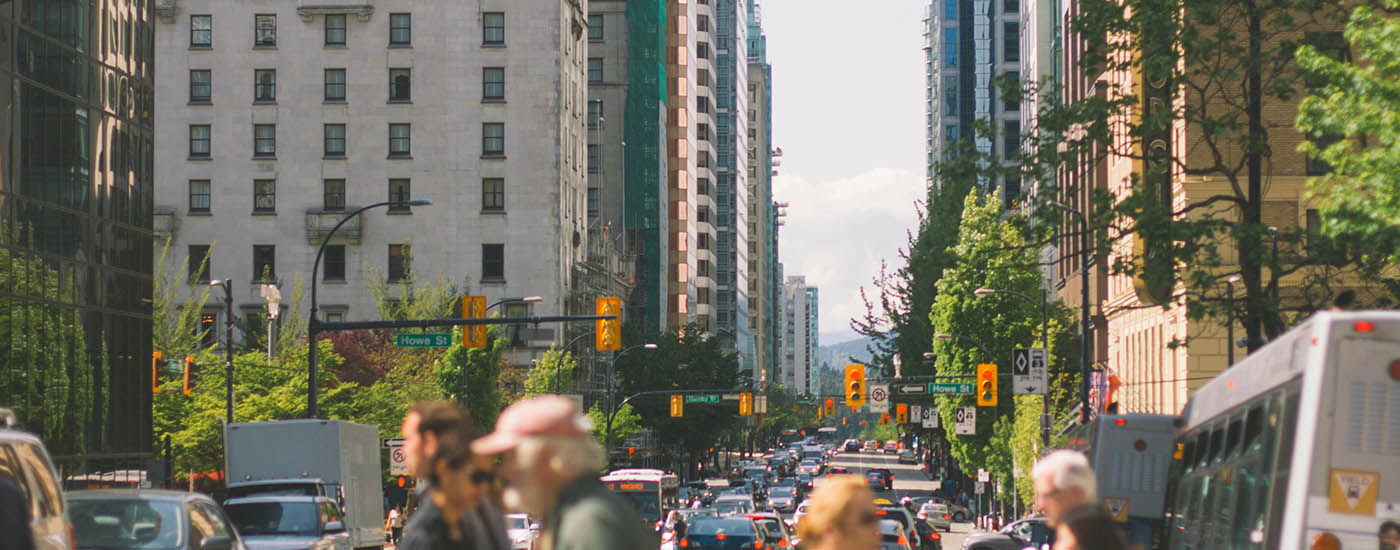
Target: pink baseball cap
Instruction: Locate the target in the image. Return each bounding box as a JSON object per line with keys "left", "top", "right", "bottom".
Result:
{"left": 472, "top": 395, "right": 591, "bottom": 455}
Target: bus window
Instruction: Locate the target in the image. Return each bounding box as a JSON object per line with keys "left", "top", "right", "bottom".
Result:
{"left": 1242, "top": 405, "right": 1263, "bottom": 454}
{"left": 1225, "top": 417, "right": 1243, "bottom": 459}
{"left": 1182, "top": 440, "right": 1196, "bottom": 473}
{"left": 1209, "top": 426, "right": 1225, "bottom": 464}
{"left": 1230, "top": 461, "right": 1262, "bottom": 549}
{"left": 1196, "top": 432, "right": 1210, "bottom": 470}
{"left": 1211, "top": 468, "right": 1235, "bottom": 548}
{"left": 1261, "top": 387, "right": 1301, "bottom": 549}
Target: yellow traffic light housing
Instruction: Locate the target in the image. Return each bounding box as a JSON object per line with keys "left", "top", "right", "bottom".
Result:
{"left": 844, "top": 364, "right": 867, "bottom": 408}
{"left": 739, "top": 392, "right": 753, "bottom": 416}
{"left": 896, "top": 403, "right": 908, "bottom": 424}
{"left": 823, "top": 398, "right": 835, "bottom": 418}
{"left": 595, "top": 296, "right": 622, "bottom": 351}
{"left": 462, "top": 295, "right": 487, "bottom": 348}
{"left": 670, "top": 394, "right": 684, "bottom": 417}
{"left": 152, "top": 351, "right": 163, "bottom": 393}
{"left": 977, "top": 363, "right": 998, "bottom": 407}
{"left": 183, "top": 355, "right": 195, "bottom": 396}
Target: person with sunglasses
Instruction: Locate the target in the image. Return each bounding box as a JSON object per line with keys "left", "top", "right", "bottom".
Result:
{"left": 793, "top": 475, "right": 881, "bottom": 550}
{"left": 399, "top": 402, "right": 510, "bottom": 550}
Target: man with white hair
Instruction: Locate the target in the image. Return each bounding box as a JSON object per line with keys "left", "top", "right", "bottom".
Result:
{"left": 1031, "top": 449, "right": 1098, "bottom": 526}
{"left": 473, "top": 395, "right": 653, "bottom": 550}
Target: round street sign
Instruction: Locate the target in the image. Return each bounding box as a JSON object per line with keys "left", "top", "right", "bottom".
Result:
{"left": 871, "top": 387, "right": 888, "bottom": 402}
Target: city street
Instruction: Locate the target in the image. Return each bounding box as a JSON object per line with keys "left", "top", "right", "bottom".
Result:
{"left": 812, "top": 449, "right": 977, "bottom": 548}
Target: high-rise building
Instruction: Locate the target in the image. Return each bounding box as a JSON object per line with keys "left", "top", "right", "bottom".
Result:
{"left": 667, "top": 0, "right": 702, "bottom": 331}
{"left": 924, "top": 0, "right": 1023, "bottom": 205}
{"left": 0, "top": 1, "right": 155, "bottom": 455}
{"left": 154, "top": 2, "right": 590, "bottom": 361}
{"left": 747, "top": 0, "right": 776, "bottom": 387}
{"left": 781, "top": 276, "right": 818, "bottom": 395}
{"left": 712, "top": 0, "right": 753, "bottom": 370}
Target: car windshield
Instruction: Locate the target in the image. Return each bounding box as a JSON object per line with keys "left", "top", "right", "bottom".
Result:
{"left": 714, "top": 501, "right": 749, "bottom": 515}
{"left": 224, "top": 501, "right": 321, "bottom": 536}
{"left": 769, "top": 488, "right": 795, "bottom": 498}
{"left": 752, "top": 518, "right": 783, "bottom": 538}
{"left": 70, "top": 500, "right": 184, "bottom": 550}
{"left": 690, "top": 519, "right": 753, "bottom": 536}
{"left": 507, "top": 516, "right": 529, "bottom": 530}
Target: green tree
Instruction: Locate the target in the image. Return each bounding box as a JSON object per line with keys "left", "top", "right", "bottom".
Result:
{"left": 434, "top": 328, "right": 508, "bottom": 434}
{"left": 613, "top": 324, "right": 745, "bottom": 460}
{"left": 586, "top": 403, "right": 642, "bottom": 445}
{"left": 153, "top": 238, "right": 215, "bottom": 358}
{"left": 1296, "top": 1, "right": 1400, "bottom": 270}
{"left": 524, "top": 347, "right": 579, "bottom": 396}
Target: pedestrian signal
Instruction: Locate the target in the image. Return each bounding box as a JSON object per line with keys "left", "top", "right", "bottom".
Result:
{"left": 670, "top": 394, "right": 684, "bottom": 417}
{"left": 152, "top": 351, "right": 163, "bottom": 393}
{"left": 462, "top": 295, "right": 487, "bottom": 348}
{"left": 844, "top": 364, "right": 867, "bottom": 408}
{"left": 739, "top": 392, "right": 753, "bottom": 416}
{"left": 977, "top": 363, "right": 998, "bottom": 407}
{"left": 182, "top": 356, "right": 196, "bottom": 396}
{"left": 595, "top": 296, "right": 622, "bottom": 350}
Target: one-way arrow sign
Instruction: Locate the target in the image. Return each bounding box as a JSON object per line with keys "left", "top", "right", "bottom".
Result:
{"left": 897, "top": 384, "right": 927, "bottom": 395}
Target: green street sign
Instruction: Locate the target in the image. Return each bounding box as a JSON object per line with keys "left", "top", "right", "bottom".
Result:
{"left": 395, "top": 333, "right": 453, "bottom": 348}
{"left": 685, "top": 395, "right": 720, "bottom": 404}
{"left": 928, "top": 382, "right": 974, "bottom": 395}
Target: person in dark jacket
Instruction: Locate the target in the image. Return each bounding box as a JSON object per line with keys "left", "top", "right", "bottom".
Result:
{"left": 0, "top": 471, "right": 35, "bottom": 550}
{"left": 399, "top": 401, "right": 509, "bottom": 550}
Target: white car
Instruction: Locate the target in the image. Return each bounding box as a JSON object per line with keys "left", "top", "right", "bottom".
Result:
{"left": 792, "top": 499, "right": 811, "bottom": 527}
{"left": 917, "top": 502, "right": 952, "bottom": 531}
{"left": 506, "top": 513, "right": 539, "bottom": 550}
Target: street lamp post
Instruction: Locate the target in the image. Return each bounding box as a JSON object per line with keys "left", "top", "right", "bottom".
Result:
{"left": 605, "top": 343, "right": 657, "bottom": 461}
{"left": 974, "top": 287, "right": 1050, "bottom": 448}
{"left": 209, "top": 280, "right": 235, "bottom": 423}
{"left": 1044, "top": 199, "right": 1092, "bottom": 422}
{"left": 553, "top": 330, "right": 595, "bottom": 394}
{"left": 1226, "top": 275, "right": 1240, "bottom": 365}
{"left": 307, "top": 199, "right": 430, "bottom": 419}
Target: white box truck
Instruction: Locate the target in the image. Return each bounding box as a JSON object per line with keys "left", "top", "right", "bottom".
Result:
{"left": 225, "top": 419, "right": 385, "bottom": 550}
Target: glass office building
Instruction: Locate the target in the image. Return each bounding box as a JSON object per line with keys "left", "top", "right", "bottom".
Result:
{"left": 0, "top": 1, "right": 155, "bottom": 455}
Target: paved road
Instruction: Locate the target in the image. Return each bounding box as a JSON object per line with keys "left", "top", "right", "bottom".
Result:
{"left": 812, "top": 449, "right": 976, "bottom": 548}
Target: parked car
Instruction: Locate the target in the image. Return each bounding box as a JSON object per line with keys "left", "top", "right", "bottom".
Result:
{"left": 745, "top": 513, "right": 794, "bottom": 550}
{"left": 959, "top": 516, "right": 1052, "bottom": 550}
{"left": 222, "top": 495, "right": 352, "bottom": 550}
{"left": 681, "top": 517, "right": 765, "bottom": 550}
{"left": 69, "top": 490, "right": 244, "bottom": 550}
{"left": 898, "top": 451, "right": 918, "bottom": 465}
{"left": 505, "top": 513, "right": 539, "bottom": 550}
{"left": 878, "top": 519, "right": 916, "bottom": 550}
{"left": 917, "top": 501, "right": 952, "bottom": 531}
{"left": 0, "top": 408, "right": 73, "bottom": 550}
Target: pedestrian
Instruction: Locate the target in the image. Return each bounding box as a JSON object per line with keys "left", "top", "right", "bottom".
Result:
{"left": 386, "top": 506, "right": 404, "bottom": 544}
{"left": 399, "top": 401, "right": 510, "bottom": 550}
{"left": 793, "top": 475, "right": 880, "bottom": 550}
{"left": 1054, "top": 506, "right": 1127, "bottom": 550}
{"left": 472, "top": 395, "right": 653, "bottom": 550}
{"left": 0, "top": 470, "right": 34, "bottom": 550}
{"left": 399, "top": 424, "right": 497, "bottom": 550}
{"left": 1381, "top": 521, "right": 1400, "bottom": 550}
{"left": 1032, "top": 450, "right": 1097, "bottom": 527}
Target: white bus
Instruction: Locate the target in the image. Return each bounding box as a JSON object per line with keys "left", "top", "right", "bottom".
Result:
{"left": 1065, "top": 413, "right": 1178, "bottom": 550}
{"left": 1164, "top": 312, "right": 1400, "bottom": 550}
{"left": 601, "top": 468, "right": 681, "bottom": 528}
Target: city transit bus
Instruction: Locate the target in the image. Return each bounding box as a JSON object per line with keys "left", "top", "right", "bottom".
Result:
{"left": 1164, "top": 311, "right": 1400, "bottom": 550}
{"left": 816, "top": 426, "right": 839, "bottom": 446}
{"left": 601, "top": 468, "right": 680, "bottom": 528}
{"left": 1064, "top": 413, "right": 1178, "bottom": 550}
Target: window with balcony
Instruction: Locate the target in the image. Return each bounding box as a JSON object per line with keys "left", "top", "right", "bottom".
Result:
{"left": 323, "top": 179, "right": 345, "bottom": 211}
{"left": 324, "top": 14, "right": 346, "bottom": 45}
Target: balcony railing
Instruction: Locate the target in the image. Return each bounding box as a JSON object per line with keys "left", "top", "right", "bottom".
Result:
{"left": 304, "top": 208, "right": 361, "bottom": 245}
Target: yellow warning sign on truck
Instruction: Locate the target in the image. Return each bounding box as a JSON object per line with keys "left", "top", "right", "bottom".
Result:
{"left": 1328, "top": 469, "right": 1378, "bottom": 516}
{"left": 1103, "top": 497, "right": 1129, "bottom": 522}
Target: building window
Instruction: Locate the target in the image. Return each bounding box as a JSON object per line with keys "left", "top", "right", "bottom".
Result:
{"left": 189, "top": 180, "right": 211, "bottom": 212}
{"left": 482, "top": 123, "right": 505, "bottom": 156}
{"left": 388, "top": 124, "right": 411, "bottom": 157}
{"left": 482, "top": 244, "right": 504, "bottom": 281}
{"left": 482, "top": 178, "right": 505, "bottom": 211}
{"left": 253, "top": 124, "right": 275, "bottom": 157}
{"left": 697, "top": 43, "right": 710, "bottom": 59}
{"left": 389, "top": 13, "right": 411, "bottom": 45}
{"left": 1003, "top": 121, "right": 1020, "bottom": 160}
{"left": 254, "top": 14, "right": 276, "bottom": 46}
{"left": 190, "top": 15, "right": 212, "bottom": 47}
{"left": 943, "top": 75, "right": 959, "bottom": 116}
{"left": 189, "top": 125, "right": 211, "bottom": 157}
{"left": 389, "top": 68, "right": 411, "bottom": 101}
{"left": 324, "top": 124, "right": 346, "bottom": 157}
{"left": 946, "top": 125, "right": 959, "bottom": 141}
{"left": 387, "top": 244, "right": 410, "bottom": 282}
{"left": 945, "top": 28, "right": 958, "bottom": 67}
{"left": 323, "top": 179, "right": 345, "bottom": 211}
{"left": 483, "top": 12, "right": 505, "bottom": 45}
{"left": 324, "top": 14, "right": 346, "bottom": 45}
{"left": 1003, "top": 72, "right": 1020, "bottom": 111}
{"left": 587, "top": 100, "right": 602, "bottom": 128}
{"left": 698, "top": 14, "right": 710, "bottom": 32}
{"left": 588, "top": 58, "right": 603, "bottom": 83}
{"left": 189, "top": 70, "right": 211, "bottom": 103}
{"left": 324, "top": 245, "right": 346, "bottom": 281}
{"left": 253, "top": 179, "right": 276, "bottom": 212}
{"left": 1003, "top": 22, "right": 1019, "bottom": 62}
{"left": 254, "top": 69, "right": 275, "bottom": 102}
{"left": 588, "top": 14, "right": 603, "bottom": 41}
{"left": 388, "top": 179, "right": 411, "bottom": 211}
{"left": 483, "top": 67, "right": 505, "bottom": 100}
{"left": 587, "top": 187, "right": 599, "bottom": 218}
{"left": 253, "top": 245, "right": 276, "bottom": 282}
{"left": 1004, "top": 0, "right": 1019, "bottom": 13}
{"left": 587, "top": 144, "right": 601, "bottom": 173}
{"left": 188, "top": 245, "right": 211, "bottom": 283}
{"left": 324, "top": 69, "right": 346, "bottom": 101}
{"left": 698, "top": 233, "right": 711, "bottom": 250}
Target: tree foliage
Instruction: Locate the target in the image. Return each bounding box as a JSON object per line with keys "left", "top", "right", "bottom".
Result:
{"left": 614, "top": 324, "right": 745, "bottom": 457}
{"left": 434, "top": 328, "right": 508, "bottom": 435}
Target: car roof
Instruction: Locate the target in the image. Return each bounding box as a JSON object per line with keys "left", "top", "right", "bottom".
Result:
{"left": 224, "top": 495, "right": 326, "bottom": 504}
{"left": 68, "top": 490, "right": 212, "bottom": 503}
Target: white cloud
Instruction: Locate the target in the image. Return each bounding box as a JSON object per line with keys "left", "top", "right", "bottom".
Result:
{"left": 775, "top": 169, "right": 923, "bottom": 345}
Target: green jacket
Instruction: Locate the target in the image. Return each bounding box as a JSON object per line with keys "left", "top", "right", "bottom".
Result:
{"left": 546, "top": 476, "right": 656, "bottom": 550}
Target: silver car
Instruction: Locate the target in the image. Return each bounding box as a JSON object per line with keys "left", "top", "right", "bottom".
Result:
{"left": 506, "top": 513, "right": 539, "bottom": 550}
{"left": 222, "top": 496, "right": 351, "bottom": 550}
{"left": 0, "top": 408, "right": 73, "bottom": 550}
{"left": 917, "top": 501, "right": 952, "bottom": 531}
{"left": 69, "top": 490, "right": 245, "bottom": 550}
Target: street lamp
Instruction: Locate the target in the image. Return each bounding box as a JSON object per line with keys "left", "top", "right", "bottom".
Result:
{"left": 605, "top": 343, "right": 658, "bottom": 460}
{"left": 1226, "top": 275, "right": 1240, "bottom": 365}
{"left": 209, "top": 279, "right": 235, "bottom": 423}
{"left": 260, "top": 284, "right": 282, "bottom": 360}
{"left": 552, "top": 330, "right": 595, "bottom": 394}
{"left": 1043, "top": 199, "right": 1092, "bottom": 422}
{"left": 489, "top": 296, "right": 543, "bottom": 311}
{"left": 975, "top": 287, "right": 1050, "bottom": 447}
{"left": 307, "top": 199, "right": 431, "bottom": 419}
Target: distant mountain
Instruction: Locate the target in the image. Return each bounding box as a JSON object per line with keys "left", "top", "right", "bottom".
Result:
{"left": 817, "top": 335, "right": 877, "bottom": 368}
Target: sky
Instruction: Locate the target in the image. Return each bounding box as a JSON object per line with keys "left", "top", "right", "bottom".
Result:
{"left": 761, "top": 0, "right": 928, "bottom": 346}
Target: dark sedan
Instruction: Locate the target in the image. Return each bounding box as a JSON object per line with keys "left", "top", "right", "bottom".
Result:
{"left": 681, "top": 517, "right": 765, "bottom": 550}
{"left": 866, "top": 468, "right": 894, "bottom": 491}
{"left": 68, "top": 490, "right": 244, "bottom": 550}
{"left": 961, "top": 516, "right": 1052, "bottom": 550}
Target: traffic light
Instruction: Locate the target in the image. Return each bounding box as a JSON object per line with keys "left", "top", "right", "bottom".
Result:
{"left": 739, "top": 392, "right": 753, "bottom": 416}
{"left": 396, "top": 476, "right": 407, "bottom": 488}
{"left": 595, "top": 296, "right": 622, "bottom": 350}
{"left": 182, "top": 356, "right": 196, "bottom": 396}
{"left": 824, "top": 398, "right": 835, "bottom": 418}
{"left": 152, "top": 351, "right": 163, "bottom": 393}
{"left": 844, "top": 364, "right": 867, "bottom": 408}
{"left": 670, "top": 395, "right": 684, "bottom": 417}
{"left": 880, "top": 413, "right": 890, "bottom": 426}
{"left": 977, "top": 363, "right": 998, "bottom": 406}
{"left": 896, "top": 403, "right": 908, "bottom": 425}
{"left": 462, "top": 295, "right": 487, "bottom": 348}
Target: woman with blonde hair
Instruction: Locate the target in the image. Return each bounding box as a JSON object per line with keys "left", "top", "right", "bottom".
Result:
{"left": 794, "top": 475, "right": 881, "bottom": 550}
